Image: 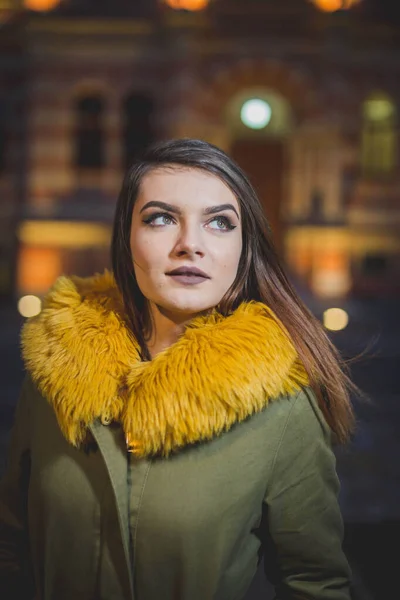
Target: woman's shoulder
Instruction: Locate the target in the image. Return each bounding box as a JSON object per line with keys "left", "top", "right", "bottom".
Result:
{"left": 254, "top": 386, "right": 333, "bottom": 448}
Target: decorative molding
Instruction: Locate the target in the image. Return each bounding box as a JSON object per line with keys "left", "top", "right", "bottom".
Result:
{"left": 26, "top": 18, "right": 154, "bottom": 35}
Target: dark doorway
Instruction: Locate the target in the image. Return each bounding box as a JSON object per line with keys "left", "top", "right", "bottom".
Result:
{"left": 74, "top": 95, "right": 105, "bottom": 169}
{"left": 231, "top": 139, "right": 285, "bottom": 251}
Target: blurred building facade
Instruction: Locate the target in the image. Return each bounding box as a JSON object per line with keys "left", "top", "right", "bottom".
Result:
{"left": 1, "top": 0, "right": 400, "bottom": 303}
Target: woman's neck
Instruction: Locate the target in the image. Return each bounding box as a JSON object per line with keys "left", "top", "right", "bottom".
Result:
{"left": 145, "top": 303, "right": 197, "bottom": 359}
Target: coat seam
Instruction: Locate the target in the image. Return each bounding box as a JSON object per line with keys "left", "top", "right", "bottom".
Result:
{"left": 132, "top": 461, "right": 152, "bottom": 572}
{"left": 266, "top": 388, "right": 304, "bottom": 498}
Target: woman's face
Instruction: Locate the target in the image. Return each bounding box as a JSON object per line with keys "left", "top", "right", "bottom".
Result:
{"left": 130, "top": 167, "right": 243, "bottom": 321}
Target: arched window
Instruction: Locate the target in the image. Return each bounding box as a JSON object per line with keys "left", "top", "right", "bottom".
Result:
{"left": 74, "top": 95, "right": 105, "bottom": 169}
{"left": 361, "top": 93, "right": 397, "bottom": 178}
{"left": 123, "top": 93, "right": 154, "bottom": 169}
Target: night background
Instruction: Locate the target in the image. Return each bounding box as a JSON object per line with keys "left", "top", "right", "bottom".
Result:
{"left": 0, "top": 1, "right": 399, "bottom": 599}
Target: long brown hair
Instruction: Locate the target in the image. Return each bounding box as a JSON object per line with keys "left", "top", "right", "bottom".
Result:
{"left": 111, "top": 138, "right": 355, "bottom": 443}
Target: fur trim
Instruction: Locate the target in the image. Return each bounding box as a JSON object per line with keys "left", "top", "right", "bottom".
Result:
{"left": 21, "top": 271, "right": 308, "bottom": 457}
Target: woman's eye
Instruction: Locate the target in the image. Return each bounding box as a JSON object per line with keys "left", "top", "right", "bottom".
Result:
{"left": 208, "top": 216, "right": 236, "bottom": 231}
{"left": 143, "top": 213, "right": 175, "bottom": 227}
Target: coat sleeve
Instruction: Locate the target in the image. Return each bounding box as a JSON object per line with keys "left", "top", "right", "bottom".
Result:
{"left": 261, "top": 388, "right": 352, "bottom": 600}
{"left": 0, "top": 376, "right": 35, "bottom": 599}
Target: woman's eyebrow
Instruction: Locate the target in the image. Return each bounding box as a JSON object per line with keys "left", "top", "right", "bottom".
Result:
{"left": 139, "top": 200, "right": 240, "bottom": 220}
{"left": 140, "top": 201, "right": 180, "bottom": 214}
{"left": 204, "top": 204, "right": 240, "bottom": 220}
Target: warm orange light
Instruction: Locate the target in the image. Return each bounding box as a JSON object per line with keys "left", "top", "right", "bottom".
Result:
{"left": 24, "top": 0, "right": 61, "bottom": 11}
{"left": 164, "top": 0, "right": 210, "bottom": 11}
{"left": 312, "top": 250, "right": 351, "bottom": 298}
{"left": 311, "top": 0, "right": 361, "bottom": 12}
{"left": 17, "top": 246, "right": 62, "bottom": 295}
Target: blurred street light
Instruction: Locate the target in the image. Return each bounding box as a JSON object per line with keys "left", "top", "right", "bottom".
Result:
{"left": 18, "top": 295, "right": 42, "bottom": 318}
{"left": 240, "top": 99, "right": 272, "bottom": 130}
{"left": 323, "top": 308, "right": 349, "bottom": 331}
{"left": 164, "top": 0, "right": 210, "bottom": 12}
{"left": 311, "top": 0, "right": 362, "bottom": 12}
{"left": 24, "top": 0, "right": 61, "bottom": 11}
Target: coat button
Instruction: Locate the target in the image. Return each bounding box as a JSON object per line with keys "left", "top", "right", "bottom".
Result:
{"left": 101, "top": 414, "right": 112, "bottom": 426}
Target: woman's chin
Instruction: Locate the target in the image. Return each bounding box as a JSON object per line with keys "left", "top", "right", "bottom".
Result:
{"left": 156, "top": 298, "right": 215, "bottom": 319}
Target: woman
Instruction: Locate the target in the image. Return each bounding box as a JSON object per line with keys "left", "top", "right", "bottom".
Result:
{"left": 0, "top": 138, "right": 354, "bottom": 600}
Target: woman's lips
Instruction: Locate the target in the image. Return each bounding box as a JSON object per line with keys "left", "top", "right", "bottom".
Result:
{"left": 167, "top": 274, "right": 209, "bottom": 286}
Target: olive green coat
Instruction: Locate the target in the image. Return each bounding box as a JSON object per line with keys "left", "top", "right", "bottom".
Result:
{"left": 0, "top": 273, "right": 351, "bottom": 599}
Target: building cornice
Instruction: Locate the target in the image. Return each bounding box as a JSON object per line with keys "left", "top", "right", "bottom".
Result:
{"left": 26, "top": 17, "right": 154, "bottom": 36}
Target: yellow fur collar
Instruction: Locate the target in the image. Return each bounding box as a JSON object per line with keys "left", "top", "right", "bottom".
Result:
{"left": 21, "top": 271, "right": 308, "bottom": 457}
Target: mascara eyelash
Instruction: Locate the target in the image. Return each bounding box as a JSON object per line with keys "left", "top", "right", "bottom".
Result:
{"left": 215, "top": 217, "right": 236, "bottom": 231}
{"left": 142, "top": 212, "right": 174, "bottom": 225}
{"left": 142, "top": 213, "right": 237, "bottom": 230}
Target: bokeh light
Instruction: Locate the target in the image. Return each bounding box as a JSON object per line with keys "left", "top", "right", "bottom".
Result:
{"left": 164, "top": 0, "right": 210, "bottom": 11}
{"left": 24, "top": 0, "right": 61, "bottom": 11}
{"left": 323, "top": 308, "right": 349, "bottom": 331}
{"left": 364, "top": 97, "right": 395, "bottom": 121}
{"left": 18, "top": 295, "right": 42, "bottom": 318}
{"left": 240, "top": 99, "right": 272, "bottom": 130}
{"left": 311, "top": 0, "right": 361, "bottom": 12}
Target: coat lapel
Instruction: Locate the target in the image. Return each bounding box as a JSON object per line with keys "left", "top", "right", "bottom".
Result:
{"left": 89, "top": 420, "right": 134, "bottom": 600}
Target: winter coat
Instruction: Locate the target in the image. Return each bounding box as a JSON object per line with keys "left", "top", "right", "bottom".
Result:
{"left": 0, "top": 271, "right": 351, "bottom": 600}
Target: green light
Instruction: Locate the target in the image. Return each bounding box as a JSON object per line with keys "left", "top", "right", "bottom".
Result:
{"left": 240, "top": 99, "right": 272, "bottom": 130}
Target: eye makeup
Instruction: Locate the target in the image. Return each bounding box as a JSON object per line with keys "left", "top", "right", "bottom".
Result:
{"left": 142, "top": 212, "right": 237, "bottom": 231}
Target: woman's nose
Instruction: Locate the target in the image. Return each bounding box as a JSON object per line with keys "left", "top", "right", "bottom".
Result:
{"left": 173, "top": 225, "right": 205, "bottom": 257}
